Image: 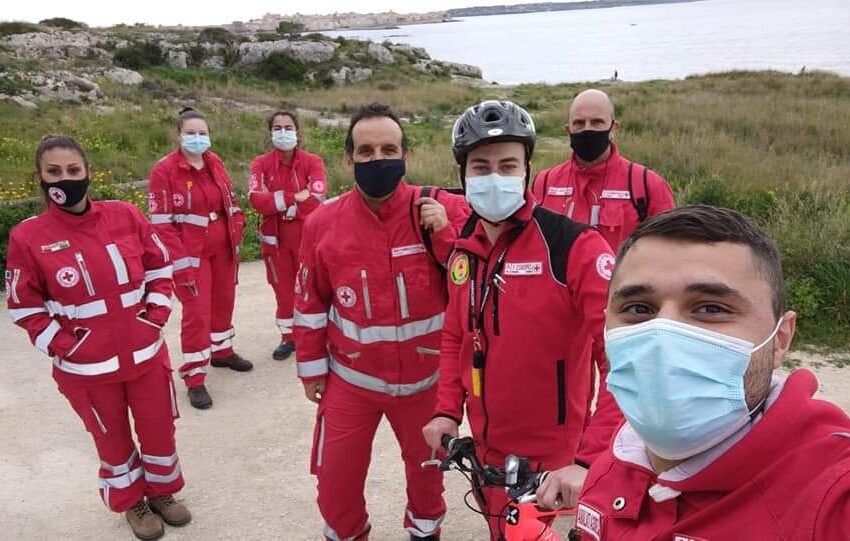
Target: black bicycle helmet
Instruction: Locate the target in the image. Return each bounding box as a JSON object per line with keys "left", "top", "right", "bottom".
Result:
{"left": 451, "top": 100, "right": 536, "bottom": 164}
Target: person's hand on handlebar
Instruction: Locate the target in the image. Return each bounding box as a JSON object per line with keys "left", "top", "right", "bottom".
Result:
{"left": 536, "top": 463, "right": 588, "bottom": 509}
{"left": 422, "top": 416, "right": 459, "bottom": 451}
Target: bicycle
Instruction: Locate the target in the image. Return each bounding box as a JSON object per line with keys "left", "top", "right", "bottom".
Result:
{"left": 423, "top": 435, "right": 578, "bottom": 541}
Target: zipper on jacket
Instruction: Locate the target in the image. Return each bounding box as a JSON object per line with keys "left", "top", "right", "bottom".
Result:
{"left": 556, "top": 359, "right": 567, "bottom": 425}
{"left": 75, "top": 252, "right": 95, "bottom": 296}
{"left": 396, "top": 272, "right": 409, "bottom": 320}
{"left": 361, "top": 269, "right": 372, "bottom": 320}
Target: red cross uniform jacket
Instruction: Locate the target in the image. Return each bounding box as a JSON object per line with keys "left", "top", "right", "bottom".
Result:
{"left": 6, "top": 200, "right": 174, "bottom": 385}
{"left": 575, "top": 370, "right": 850, "bottom": 541}
{"left": 293, "top": 182, "right": 471, "bottom": 394}
{"left": 249, "top": 148, "right": 328, "bottom": 253}
{"left": 434, "top": 198, "right": 623, "bottom": 469}
{"left": 147, "top": 149, "right": 245, "bottom": 282}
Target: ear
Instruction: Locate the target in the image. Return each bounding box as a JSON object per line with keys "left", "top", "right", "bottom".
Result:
{"left": 563, "top": 121, "right": 571, "bottom": 136}
{"left": 344, "top": 152, "right": 354, "bottom": 175}
{"left": 610, "top": 120, "right": 621, "bottom": 141}
{"left": 771, "top": 311, "right": 797, "bottom": 369}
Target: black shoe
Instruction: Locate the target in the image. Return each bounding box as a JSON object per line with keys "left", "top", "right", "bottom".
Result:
{"left": 210, "top": 353, "right": 254, "bottom": 372}
{"left": 272, "top": 341, "right": 295, "bottom": 361}
{"left": 187, "top": 386, "right": 212, "bottom": 410}
{"left": 410, "top": 536, "right": 439, "bottom": 541}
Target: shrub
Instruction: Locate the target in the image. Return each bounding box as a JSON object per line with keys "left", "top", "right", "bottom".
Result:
{"left": 38, "top": 17, "right": 86, "bottom": 30}
{"left": 276, "top": 21, "right": 306, "bottom": 35}
{"left": 256, "top": 32, "right": 282, "bottom": 43}
{"left": 0, "top": 21, "right": 42, "bottom": 37}
{"left": 199, "top": 27, "right": 235, "bottom": 44}
{"left": 0, "top": 75, "right": 35, "bottom": 96}
{"left": 188, "top": 44, "right": 206, "bottom": 67}
{"left": 114, "top": 41, "right": 165, "bottom": 70}
{"left": 255, "top": 52, "right": 307, "bottom": 82}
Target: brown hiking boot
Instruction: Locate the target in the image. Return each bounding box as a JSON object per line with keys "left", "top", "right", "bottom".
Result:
{"left": 210, "top": 353, "right": 253, "bottom": 372}
{"left": 148, "top": 495, "right": 192, "bottom": 527}
{"left": 125, "top": 499, "right": 164, "bottom": 540}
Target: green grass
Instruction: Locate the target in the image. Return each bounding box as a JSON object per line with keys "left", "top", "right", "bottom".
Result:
{"left": 1, "top": 69, "right": 849, "bottom": 348}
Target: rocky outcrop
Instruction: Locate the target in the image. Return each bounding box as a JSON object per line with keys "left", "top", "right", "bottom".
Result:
{"left": 329, "top": 66, "right": 374, "bottom": 86}
{"left": 0, "top": 31, "right": 114, "bottom": 61}
{"left": 0, "top": 70, "right": 104, "bottom": 104}
{"left": 237, "top": 40, "right": 338, "bottom": 66}
{"left": 413, "top": 59, "right": 483, "bottom": 79}
{"left": 367, "top": 42, "right": 394, "bottom": 65}
{"left": 104, "top": 67, "right": 143, "bottom": 85}
{"left": 167, "top": 50, "right": 188, "bottom": 69}
{"left": 387, "top": 43, "right": 430, "bottom": 60}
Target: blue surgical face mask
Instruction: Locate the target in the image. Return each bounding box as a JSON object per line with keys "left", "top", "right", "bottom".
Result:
{"left": 465, "top": 173, "right": 526, "bottom": 223}
{"left": 272, "top": 129, "right": 298, "bottom": 151}
{"left": 605, "top": 317, "right": 782, "bottom": 460}
{"left": 181, "top": 134, "right": 211, "bottom": 155}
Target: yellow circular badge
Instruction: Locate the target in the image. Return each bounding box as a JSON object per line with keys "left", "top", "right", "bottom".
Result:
{"left": 450, "top": 254, "right": 470, "bottom": 286}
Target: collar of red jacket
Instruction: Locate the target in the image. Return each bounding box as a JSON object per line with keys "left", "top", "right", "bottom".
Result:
{"left": 171, "top": 148, "right": 212, "bottom": 171}
{"left": 273, "top": 147, "right": 300, "bottom": 166}
{"left": 455, "top": 195, "right": 536, "bottom": 258}
{"left": 616, "top": 369, "right": 850, "bottom": 495}
{"left": 46, "top": 197, "right": 100, "bottom": 225}
{"left": 570, "top": 142, "right": 622, "bottom": 173}
{"left": 351, "top": 180, "right": 414, "bottom": 221}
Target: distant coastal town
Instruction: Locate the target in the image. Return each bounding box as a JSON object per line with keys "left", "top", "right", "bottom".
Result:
{"left": 226, "top": 0, "right": 703, "bottom": 32}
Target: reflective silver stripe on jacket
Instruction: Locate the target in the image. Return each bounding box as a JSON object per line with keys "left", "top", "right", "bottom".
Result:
{"left": 286, "top": 205, "right": 297, "bottom": 220}
{"left": 45, "top": 299, "right": 107, "bottom": 320}
{"left": 328, "top": 307, "right": 444, "bottom": 345}
{"left": 105, "top": 244, "right": 129, "bottom": 285}
{"left": 144, "top": 266, "right": 173, "bottom": 283}
{"left": 133, "top": 335, "right": 164, "bottom": 365}
{"left": 293, "top": 310, "right": 328, "bottom": 330}
{"left": 173, "top": 257, "right": 201, "bottom": 271}
{"left": 120, "top": 285, "right": 146, "bottom": 308}
{"left": 329, "top": 356, "right": 438, "bottom": 397}
{"left": 53, "top": 355, "right": 120, "bottom": 376}
{"left": 297, "top": 357, "right": 329, "bottom": 378}
{"left": 35, "top": 320, "right": 61, "bottom": 354}
{"left": 274, "top": 191, "right": 287, "bottom": 212}
{"left": 9, "top": 306, "right": 48, "bottom": 322}
{"left": 146, "top": 292, "right": 172, "bottom": 308}
{"left": 151, "top": 232, "right": 170, "bottom": 262}
{"left": 260, "top": 234, "right": 278, "bottom": 246}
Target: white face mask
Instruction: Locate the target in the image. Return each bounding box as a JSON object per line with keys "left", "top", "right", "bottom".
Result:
{"left": 272, "top": 129, "right": 298, "bottom": 151}
{"left": 465, "top": 173, "right": 526, "bottom": 223}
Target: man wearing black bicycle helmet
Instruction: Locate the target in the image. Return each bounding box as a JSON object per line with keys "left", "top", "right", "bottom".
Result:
{"left": 424, "top": 100, "right": 624, "bottom": 539}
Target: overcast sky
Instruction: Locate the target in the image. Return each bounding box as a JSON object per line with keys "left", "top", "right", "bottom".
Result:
{"left": 3, "top": 1, "right": 588, "bottom": 27}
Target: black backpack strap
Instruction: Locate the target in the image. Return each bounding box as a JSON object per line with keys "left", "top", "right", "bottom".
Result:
{"left": 411, "top": 185, "right": 446, "bottom": 267}
{"left": 627, "top": 162, "right": 650, "bottom": 223}
{"left": 531, "top": 206, "right": 590, "bottom": 285}
{"left": 460, "top": 212, "right": 480, "bottom": 239}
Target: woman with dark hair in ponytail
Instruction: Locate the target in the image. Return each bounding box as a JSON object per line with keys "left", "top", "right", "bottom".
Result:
{"left": 148, "top": 107, "right": 251, "bottom": 410}
{"left": 248, "top": 110, "right": 328, "bottom": 360}
{"left": 6, "top": 135, "right": 191, "bottom": 540}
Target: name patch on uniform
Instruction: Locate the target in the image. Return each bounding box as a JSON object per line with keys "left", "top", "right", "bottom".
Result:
{"left": 504, "top": 262, "right": 543, "bottom": 276}
{"left": 547, "top": 186, "right": 574, "bottom": 197}
{"left": 392, "top": 244, "right": 427, "bottom": 258}
{"left": 674, "top": 535, "right": 709, "bottom": 541}
{"left": 601, "top": 190, "right": 631, "bottom": 200}
{"left": 576, "top": 503, "right": 603, "bottom": 540}
{"left": 41, "top": 240, "right": 71, "bottom": 253}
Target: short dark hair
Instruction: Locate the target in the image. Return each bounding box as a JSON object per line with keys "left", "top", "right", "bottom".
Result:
{"left": 35, "top": 134, "right": 89, "bottom": 176}
{"left": 177, "top": 106, "right": 208, "bottom": 132}
{"left": 617, "top": 205, "right": 786, "bottom": 318}
{"left": 344, "top": 102, "right": 409, "bottom": 155}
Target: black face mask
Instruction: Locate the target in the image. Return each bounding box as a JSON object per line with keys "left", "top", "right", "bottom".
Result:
{"left": 569, "top": 127, "right": 613, "bottom": 163}
{"left": 41, "top": 177, "right": 90, "bottom": 208}
{"left": 354, "top": 159, "right": 406, "bottom": 199}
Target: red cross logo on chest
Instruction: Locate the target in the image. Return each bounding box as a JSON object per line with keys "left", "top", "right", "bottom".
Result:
{"left": 336, "top": 286, "right": 357, "bottom": 308}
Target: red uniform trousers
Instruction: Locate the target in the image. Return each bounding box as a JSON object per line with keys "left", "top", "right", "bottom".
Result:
{"left": 263, "top": 243, "right": 298, "bottom": 341}
{"left": 58, "top": 357, "right": 183, "bottom": 513}
{"left": 176, "top": 246, "right": 238, "bottom": 388}
{"left": 312, "top": 374, "right": 446, "bottom": 540}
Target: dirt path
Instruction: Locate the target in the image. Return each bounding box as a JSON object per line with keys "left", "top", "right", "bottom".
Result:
{"left": 1, "top": 261, "right": 847, "bottom": 540}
